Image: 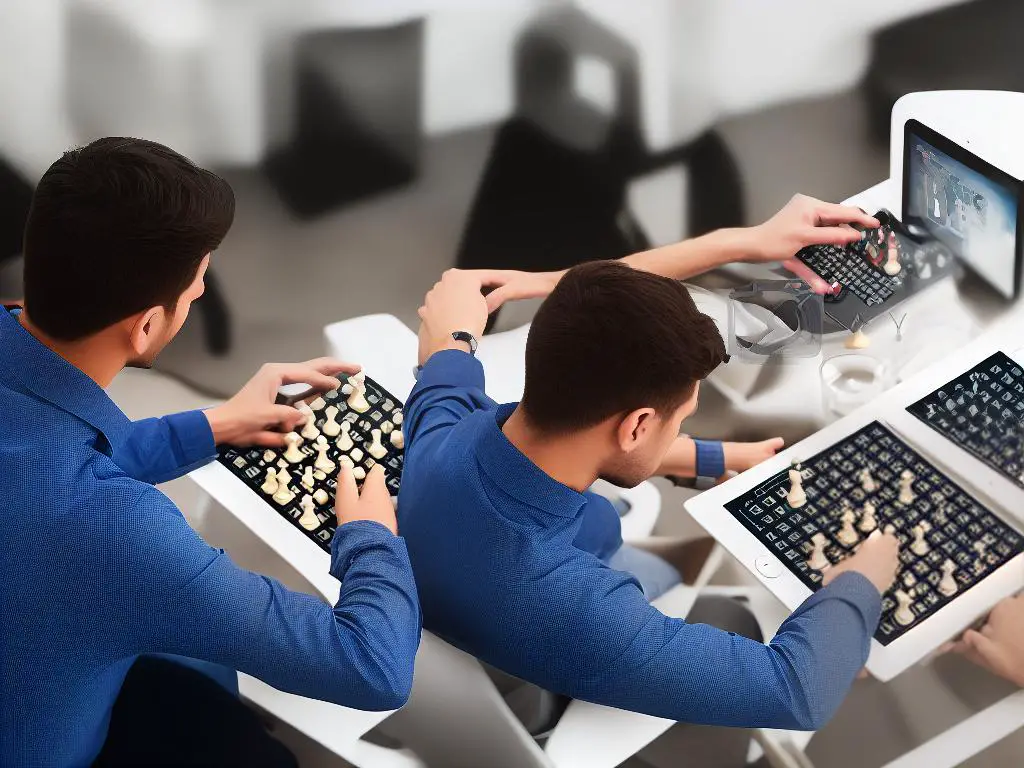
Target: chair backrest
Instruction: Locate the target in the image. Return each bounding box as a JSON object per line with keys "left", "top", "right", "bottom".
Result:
{"left": 378, "top": 632, "right": 553, "bottom": 768}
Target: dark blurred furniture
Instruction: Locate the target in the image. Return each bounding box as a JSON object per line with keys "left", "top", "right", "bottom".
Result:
{"left": 264, "top": 20, "right": 424, "bottom": 218}
{"left": 455, "top": 7, "right": 744, "bottom": 281}
{"left": 864, "top": 0, "right": 1024, "bottom": 144}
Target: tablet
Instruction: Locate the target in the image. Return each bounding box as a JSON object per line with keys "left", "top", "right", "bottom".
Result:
{"left": 903, "top": 119, "right": 1023, "bottom": 299}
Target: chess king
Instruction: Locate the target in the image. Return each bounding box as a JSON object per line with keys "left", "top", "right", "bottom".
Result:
{"left": 0, "top": 138, "right": 419, "bottom": 767}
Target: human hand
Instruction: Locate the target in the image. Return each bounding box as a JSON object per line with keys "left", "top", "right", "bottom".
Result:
{"left": 823, "top": 530, "right": 899, "bottom": 595}
{"left": 947, "top": 594, "right": 1024, "bottom": 687}
{"left": 335, "top": 463, "right": 398, "bottom": 536}
{"left": 463, "top": 268, "right": 565, "bottom": 314}
{"left": 723, "top": 438, "right": 785, "bottom": 474}
{"left": 417, "top": 269, "right": 490, "bottom": 363}
{"left": 205, "top": 358, "right": 359, "bottom": 447}
{"left": 747, "top": 195, "right": 880, "bottom": 292}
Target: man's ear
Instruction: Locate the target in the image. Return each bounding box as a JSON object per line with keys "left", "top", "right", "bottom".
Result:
{"left": 616, "top": 407, "right": 656, "bottom": 453}
{"left": 128, "top": 306, "right": 165, "bottom": 356}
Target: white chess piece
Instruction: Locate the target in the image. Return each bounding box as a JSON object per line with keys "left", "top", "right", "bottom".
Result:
{"left": 859, "top": 467, "right": 877, "bottom": 493}
{"left": 918, "top": 260, "right": 933, "bottom": 280}
{"left": 910, "top": 523, "right": 930, "bottom": 555}
{"left": 898, "top": 469, "right": 916, "bottom": 505}
{"left": 321, "top": 406, "right": 342, "bottom": 437}
{"left": 298, "top": 494, "right": 319, "bottom": 531}
{"left": 807, "top": 533, "right": 830, "bottom": 571}
{"left": 368, "top": 429, "right": 388, "bottom": 459}
{"left": 283, "top": 433, "right": 305, "bottom": 464}
{"left": 313, "top": 488, "right": 330, "bottom": 506}
{"left": 972, "top": 541, "right": 988, "bottom": 573}
{"left": 309, "top": 396, "right": 327, "bottom": 411}
{"left": 337, "top": 421, "right": 355, "bottom": 452}
{"left": 938, "top": 559, "right": 958, "bottom": 596}
{"left": 260, "top": 468, "right": 279, "bottom": 495}
{"left": 314, "top": 437, "right": 335, "bottom": 473}
{"left": 390, "top": 429, "right": 404, "bottom": 450}
{"left": 380, "top": 421, "right": 395, "bottom": 435}
{"left": 845, "top": 328, "right": 871, "bottom": 349}
{"left": 859, "top": 502, "right": 878, "bottom": 533}
{"left": 393, "top": 410, "right": 404, "bottom": 426}
{"left": 262, "top": 449, "right": 277, "bottom": 464}
{"left": 301, "top": 465, "right": 315, "bottom": 491}
{"left": 836, "top": 508, "right": 858, "bottom": 546}
{"left": 272, "top": 469, "right": 295, "bottom": 505}
{"left": 787, "top": 463, "right": 807, "bottom": 508}
{"left": 894, "top": 590, "right": 915, "bottom": 626}
{"left": 883, "top": 231, "right": 901, "bottom": 276}
{"left": 347, "top": 376, "right": 370, "bottom": 414}
{"left": 353, "top": 466, "right": 367, "bottom": 480}
{"left": 299, "top": 402, "right": 320, "bottom": 441}
{"left": 350, "top": 447, "right": 364, "bottom": 463}
{"left": 338, "top": 455, "right": 355, "bottom": 470}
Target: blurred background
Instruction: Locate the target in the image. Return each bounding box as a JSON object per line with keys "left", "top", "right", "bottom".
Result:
{"left": 3, "top": 1, "right": 1024, "bottom": 765}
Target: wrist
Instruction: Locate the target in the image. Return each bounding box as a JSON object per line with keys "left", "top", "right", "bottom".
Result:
{"left": 727, "top": 226, "right": 767, "bottom": 263}
{"left": 204, "top": 406, "right": 239, "bottom": 445}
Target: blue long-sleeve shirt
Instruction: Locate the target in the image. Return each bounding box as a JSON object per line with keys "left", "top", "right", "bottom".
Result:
{"left": 398, "top": 349, "right": 883, "bottom": 731}
{"left": 0, "top": 308, "right": 421, "bottom": 767}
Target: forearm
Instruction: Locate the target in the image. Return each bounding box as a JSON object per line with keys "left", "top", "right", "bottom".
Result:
{"left": 112, "top": 411, "right": 216, "bottom": 484}
{"left": 621, "top": 227, "right": 761, "bottom": 281}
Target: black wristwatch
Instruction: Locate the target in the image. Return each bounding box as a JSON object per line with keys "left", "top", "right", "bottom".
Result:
{"left": 451, "top": 330, "right": 479, "bottom": 356}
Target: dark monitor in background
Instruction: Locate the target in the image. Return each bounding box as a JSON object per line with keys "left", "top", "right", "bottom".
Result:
{"left": 903, "top": 119, "right": 1023, "bottom": 300}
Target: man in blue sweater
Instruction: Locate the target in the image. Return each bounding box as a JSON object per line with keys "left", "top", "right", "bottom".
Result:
{"left": 401, "top": 217, "right": 900, "bottom": 731}
{"left": 0, "top": 138, "right": 420, "bottom": 767}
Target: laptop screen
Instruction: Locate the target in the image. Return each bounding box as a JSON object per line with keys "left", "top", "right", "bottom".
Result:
{"left": 904, "top": 120, "right": 1021, "bottom": 299}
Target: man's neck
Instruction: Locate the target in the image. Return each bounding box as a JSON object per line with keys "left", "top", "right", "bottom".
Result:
{"left": 501, "top": 406, "right": 601, "bottom": 492}
{"left": 18, "top": 311, "right": 124, "bottom": 388}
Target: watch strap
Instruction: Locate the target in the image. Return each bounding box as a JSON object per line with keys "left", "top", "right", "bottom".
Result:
{"left": 693, "top": 439, "right": 726, "bottom": 484}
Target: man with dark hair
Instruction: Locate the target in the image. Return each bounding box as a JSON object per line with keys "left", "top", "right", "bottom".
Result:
{"left": 0, "top": 138, "right": 420, "bottom": 767}
{"left": 400, "top": 195, "right": 900, "bottom": 732}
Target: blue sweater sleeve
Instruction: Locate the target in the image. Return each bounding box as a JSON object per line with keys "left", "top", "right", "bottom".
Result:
{"left": 533, "top": 565, "right": 880, "bottom": 730}
{"left": 118, "top": 489, "right": 421, "bottom": 710}
{"left": 111, "top": 410, "right": 216, "bottom": 485}
{"left": 405, "top": 350, "right": 492, "bottom": 451}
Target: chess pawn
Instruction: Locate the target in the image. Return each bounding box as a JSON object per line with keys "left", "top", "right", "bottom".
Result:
{"left": 299, "top": 402, "right": 320, "bottom": 441}
{"left": 309, "top": 396, "right": 327, "bottom": 411}
{"left": 336, "top": 421, "right": 355, "bottom": 452}
{"left": 313, "top": 488, "right": 330, "bottom": 506}
{"left": 298, "top": 494, "right": 320, "bottom": 531}
{"left": 845, "top": 328, "right": 871, "bottom": 350}
{"left": 938, "top": 559, "right": 958, "bottom": 596}
{"left": 883, "top": 231, "right": 901, "bottom": 276}
{"left": 260, "top": 468, "right": 279, "bottom": 495}
{"left": 368, "top": 429, "right": 388, "bottom": 459}
{"left": 338, "top": 455, "right": 356, "bottom": 470}
{"left": 350, "top": 447, "right": 365, "bottom": 463}
{"left": 836, "top": 508, "right": 859, "bottom": 546}
{"left": 272, "top": 469, "right": 295, "bottom": 505}
{"left": 390, "top": 429, "right": 404, "bottom": 450}
{"left": 380, "top": 421, "right": 395, "bottom": 435}
{"left": 972, "top": 541, "right": 988, "bottom": 574}
{"left": 393, "top": 410, "right": 404, "bottom": 427}
{"left": 347, "top": 378, "right": 371, "bottom": 414}
{"left": 898, "top": 469, "right": 916, "bottom": 505}
{"left": 262, "top": 449, "right": 277, "bottom": 464}
{"left": 301, "top": 465, "right": 315, "bottom": 491}
{"left": 807, "top": 533, "right": 830, "bottom": 571}
{"left": 858, "top": 502, "right": 878, "bottom": 533}
{"left": 353, "top": 466, "right": 367, "bottom": 481}
{"left": 893, "top": 589, "right": 915, "bottom": 626}
{"left": 322, "top": 406, "right": 342, "bottom": 437}
{"left": 859, "top": 467, "right": 877, "bottom": 493}
{"left": 283, "top": 432, "right": 305, "bottom": 464}
{"left": 314, "top": 437, "right": 335, "bottom": 473}
{"left": 910, "top": 523, "right": 930, "bottom": 556}
{"left": 787, "top": 463, "right": 807, "bottom": 508}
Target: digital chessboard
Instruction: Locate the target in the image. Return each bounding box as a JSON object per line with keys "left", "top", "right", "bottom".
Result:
{"left": 722, "top": 421, "right": 1024, "bottom": 645}
{"left": 907, "top": 351, "right": 1024, "bottom": 491}
{"left": 218, "top": 373, "right": 405, "bottom": 553}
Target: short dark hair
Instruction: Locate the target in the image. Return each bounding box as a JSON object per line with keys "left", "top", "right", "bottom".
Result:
{"left": 521, "top": 261, "right": 727, "bottom": 433}
{"left": 22, "top": 137, "right": 235, "bottom": 340}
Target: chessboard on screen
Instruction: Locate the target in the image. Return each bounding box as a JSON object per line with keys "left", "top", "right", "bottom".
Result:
{"left": 218, "top": 371, "right": 406, "bottom": 553}
{"left": 722, "top": 421, "right": 1023, "bottom": 645}
{"left": 907, "top": 351, "right": 1024, "bottom": 490}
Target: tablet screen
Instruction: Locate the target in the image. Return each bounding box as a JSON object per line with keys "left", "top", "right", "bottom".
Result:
{"left": 904, "top": 121, "right": 1020, "bottom": 299}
